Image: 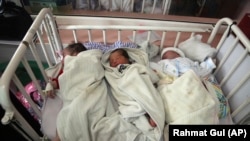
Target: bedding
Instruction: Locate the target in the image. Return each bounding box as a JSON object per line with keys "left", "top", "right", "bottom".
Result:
{"left": 41, "top": 41, "right": 159, "bottom": 140}
{"left": 157, "top": 70, "right": 219, "bottom": 124}
{"left": 27, "top": 41, "right": 232, "bottom": 141}
{"left": 41, "top": 95, "right": 62, "bottom": 139}
{"left": 56, "top": 49, "right": 108, "bottom": 140}
{"left": 101, "top": 47, "right": 165, "bottom": 141}
{"left": 51, "top": 49, "right": 159, "bottom": 141}
{"left": 41, "top": 41, "right": 231, "bottom": 140}
{"left": 84, "top": 40, "right": 159, "bottom": 59}
{"left": 83, "top": 40, "right": 139, "bottom": 53}
{"left": 205, "top": 75, "right": 230, "bottom": 119}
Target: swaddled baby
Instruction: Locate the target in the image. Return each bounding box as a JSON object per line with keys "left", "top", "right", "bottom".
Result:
{"left": 150, "top": 47, "right": 216, "bottom": 78}
{"left": 109, "top": 48, "right": 157, "bottom": 128}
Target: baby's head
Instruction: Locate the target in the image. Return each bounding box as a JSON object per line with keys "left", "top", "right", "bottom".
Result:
{"left": 61, "top": 43, "right": 87, "bottom": 65}
{"left": 161, "top": 47, "right": 185, "bottom": 59}
{"left": 109, "top": 49, "right": 130, "bottom": 67}
{"left": 63, "top": 42, "right": 87, "bottom": 57}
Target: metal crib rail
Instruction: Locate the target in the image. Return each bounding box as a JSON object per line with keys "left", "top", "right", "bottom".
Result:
{"left": 208, "top": 17, "right": 250, "bottom": 122}
{"left": 0, "top": 8, "right": 62, "bottom": 140}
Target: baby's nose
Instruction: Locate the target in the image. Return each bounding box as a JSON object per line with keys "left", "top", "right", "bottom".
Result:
{"left": 111, "top": 60, "right": 117, "bottom": 67}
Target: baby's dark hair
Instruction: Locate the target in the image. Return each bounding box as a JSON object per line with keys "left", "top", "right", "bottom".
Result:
{"left": 66, "top": 42, "right": 87, "bottom": 55}
{"left": 112, "top": 48, "right": 130, "bottom": 59}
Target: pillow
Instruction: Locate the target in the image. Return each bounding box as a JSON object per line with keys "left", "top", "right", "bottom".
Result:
{"left": 178, "top": 34, "right": 216, "bottom": 62}
{"left": 83, "top": 42, "right": 110, "bottom": 53}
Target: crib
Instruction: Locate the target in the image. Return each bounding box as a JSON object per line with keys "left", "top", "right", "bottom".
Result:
{"left": 0, "top": 8, "right": 250, "bottom": 141}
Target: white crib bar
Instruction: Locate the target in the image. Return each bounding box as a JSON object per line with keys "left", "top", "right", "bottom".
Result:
{"left": 163, "top": 0, "right": 171, "bottom": 15}
{"left": 217, "top": 27, "right": 230, "bottom": 51}
{"left": 208, "top": 18, "right": 250, "bottom": 51}
{"left": 59, "top": 25, "right": 208, "bottom": 33}
{"left": 227, "top": 71, "right": 250, "bottom": 99}
{"left": 160, "top": 31, "right": 166, "bottom": 49}
{"left": 28, "top": 41, "right": 50, "bottom": 88}
{"left": 147, "top": 31, "right": 152, "bottom": 42}
{"left": 190, "top": 32, "right": 195, "bottom": 37}
{"left": 12, "top": 74, "right": 42, "bottom": 119}
{"left": 232, "top": 98, "right": 250, "bottom": 118}
{"left": 173, "top": 32, "right": 181, "bottom": 47}
{"left": 118, "top": 30, "right": 122, "bottom": 41}
{"left": 42, "top": 20, "right": 58, "bottom": 63}
{"left": 213, "top": 37, "right": 238, "bottom": 75}
{"left": 88, "top": 29, "right": 92, "bottom": 42}
{"left": 151, "top": 0, "right": 157, "bottom": 14}
{"left": 73, "top": 29, "right": 78, "bottom": 43}
{"left": 219, "top": 49, "right": 248, "bottom": 86}
{"left": 58, "top": 24, "right": 208, "bottom": 46}
{"left": 48, "top": 16, "right": 63, "bottom": 54}
{"left": 0, "top": 43, "right": 27, "bottom": 118}
{"left": 36, "top": 29, "right": 53, "bottom": 67}
{"left": 10, "top": 107, "right": 41, "bottom": 140}
{"left": 131, "top": 0, "right": 135, "bottom": 12}
{"left": 22, "top": 54, "right": 46, "bottom": 99}
{"left": 0, "top": 8, "right": 62, "bottom": 140}
{"left": 103, "top": 29, "right": 107, "bottom": 45}
{"left": 140, "top": 0, "right": 145, "bottom": 13}
{"left": 132, "top": 30, "right": 136, "bottom": 43}
{"left": 208, "top": 17, "right": 250, "bottom": 122}
{"left": 10, "top": 123, "right": 33, "bottom": 141}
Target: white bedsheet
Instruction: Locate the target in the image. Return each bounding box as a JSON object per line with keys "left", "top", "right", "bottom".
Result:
{"left": 41, "top": 94, "right": 62, "bottom": 139}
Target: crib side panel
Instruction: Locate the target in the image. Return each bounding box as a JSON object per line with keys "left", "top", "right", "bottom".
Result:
{"left": 55, "top": 14, "right": 215, "bottom": 48}
{"left": 210, "top": 18, "right": 250, "bottom": 124}
{"left": 0, "top": 8, "right": 63, "bottom": 140}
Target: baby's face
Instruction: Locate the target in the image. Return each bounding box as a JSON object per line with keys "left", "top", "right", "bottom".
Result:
{"left": 162, "top": 51, "right": 180, "bottom": 59}
{"left": 109, "top": 51, "right": 130, "bottom": 67}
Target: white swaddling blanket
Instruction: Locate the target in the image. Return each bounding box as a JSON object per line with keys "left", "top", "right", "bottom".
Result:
{"left": 157, "top": 70, "right": 219, "bottom": 124}
{"left": 101, "top": 48, "right": 165, "bottom": 141}
{"left": 55, "top": 49, "right": 154, "bottom": 141}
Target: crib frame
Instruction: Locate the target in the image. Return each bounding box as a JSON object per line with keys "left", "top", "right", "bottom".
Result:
{"left": 0, "top": 8, "right": 249, "bottom": 140}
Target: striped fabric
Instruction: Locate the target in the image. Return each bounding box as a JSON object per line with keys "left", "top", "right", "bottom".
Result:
{"left": 83, "top": 41, "right": 139, "bottom": 53}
